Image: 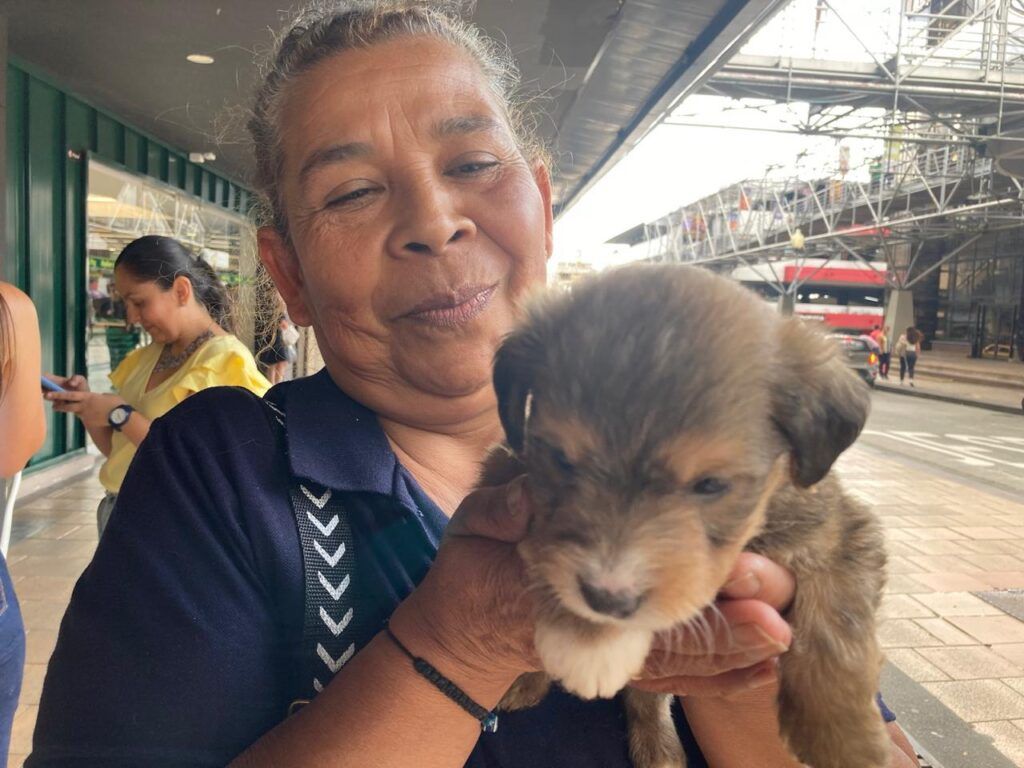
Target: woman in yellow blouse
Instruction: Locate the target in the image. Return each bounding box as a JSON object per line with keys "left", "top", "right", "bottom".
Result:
{"left": 46, "top": 236, "right": 270, "bottom": 534}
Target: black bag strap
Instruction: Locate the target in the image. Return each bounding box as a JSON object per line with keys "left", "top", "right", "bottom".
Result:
{"left": 262, "top": 399, "right": 360, "bottom": 706}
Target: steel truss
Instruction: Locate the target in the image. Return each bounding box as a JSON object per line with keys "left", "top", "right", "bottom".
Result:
{"left": 625, "top": 0, "right": 1024, "bottom": 295}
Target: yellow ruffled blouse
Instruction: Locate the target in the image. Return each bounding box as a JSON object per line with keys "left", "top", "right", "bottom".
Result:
{"left": 99, "top": 334, "right": 271, "bottom": 493}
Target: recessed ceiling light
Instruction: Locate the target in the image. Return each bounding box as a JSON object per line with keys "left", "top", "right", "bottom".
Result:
{"left": 187, "top": 54, "right": 215, "bottom": 65}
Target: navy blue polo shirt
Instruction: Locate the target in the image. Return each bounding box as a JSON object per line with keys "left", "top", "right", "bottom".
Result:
{"left": 30, "top": 371, "right": 891, "bottom": 766}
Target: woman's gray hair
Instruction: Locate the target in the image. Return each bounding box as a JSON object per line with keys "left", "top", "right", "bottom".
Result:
{"left": 248, "top": 0, "right": 546, "bottom": 238}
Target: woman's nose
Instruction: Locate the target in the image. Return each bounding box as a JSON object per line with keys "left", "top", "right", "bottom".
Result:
{"left": 389, "top": 184, "right": 476, "bottom": 257}
{"left": 125, "top": 305, "right": 140, "bottom": 324}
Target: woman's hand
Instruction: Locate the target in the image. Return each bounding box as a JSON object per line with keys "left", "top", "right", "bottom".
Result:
{"left": 631, "top": 552, "right": 795, "bottom": 699}
{"left": 44, "top": 372, "right": 90, "bottom": 393}
{"left": 388, "top": 477, "right": 537, "bottom": 705}
{"left": 46, "top": 388, "right": 124, "bottom": 430}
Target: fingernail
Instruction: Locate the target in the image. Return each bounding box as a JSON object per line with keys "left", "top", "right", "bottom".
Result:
{"left": 721, "top": 571, "right": 760, "bottom": 598}
{"left": 732, "top": 624, "right": 789, "bottom": 653}
{"left": 506, "top": 477, "right": 525, "bottom": 516}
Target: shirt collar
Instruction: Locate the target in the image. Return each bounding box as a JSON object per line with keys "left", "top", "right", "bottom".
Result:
{"left": 280, "top": 369, "right": 418, "bottom": 509}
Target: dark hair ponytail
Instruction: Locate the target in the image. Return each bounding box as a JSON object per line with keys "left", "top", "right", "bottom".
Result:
{"left": 115, "top": 235, "right": 234, "bottom": 333}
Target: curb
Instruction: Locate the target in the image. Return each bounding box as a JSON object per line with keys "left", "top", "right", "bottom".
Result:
{"left": 875, "top": 382, "right": 1024, "bottom": 415}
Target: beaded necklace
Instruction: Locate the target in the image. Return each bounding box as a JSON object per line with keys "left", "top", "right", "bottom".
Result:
{"left": 153, "top": 329, "right": 214, "bottom": 373}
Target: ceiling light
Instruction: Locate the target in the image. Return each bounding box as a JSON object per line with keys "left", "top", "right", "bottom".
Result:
{"left": 187, "top": 54, "right": 215, "bottom": 65}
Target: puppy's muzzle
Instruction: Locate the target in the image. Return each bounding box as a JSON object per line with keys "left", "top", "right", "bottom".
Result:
{"left": 577, "top": 576, "right": 646, "bottom": 619}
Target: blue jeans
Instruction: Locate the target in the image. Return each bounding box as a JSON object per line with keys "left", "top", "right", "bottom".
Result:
{"left": 0, "top": 554, "right": 25, "bottom": 768}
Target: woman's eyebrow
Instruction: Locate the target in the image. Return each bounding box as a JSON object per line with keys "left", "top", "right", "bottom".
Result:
{"left": 299, "top": 142, "right": 373, "bottom": 185}
{"left": 433, "top": 115, "right": 501, "bottom": 138}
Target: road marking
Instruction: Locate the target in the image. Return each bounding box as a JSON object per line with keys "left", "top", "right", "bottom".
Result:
{"left": 863, "top": 430, "right": 994, "bottom": 466}
{"left": 946, "top": 434, "right": 1024, "bottom": 456}
{"left": 862, "top": 430, "right": 1024, "bottom": 468}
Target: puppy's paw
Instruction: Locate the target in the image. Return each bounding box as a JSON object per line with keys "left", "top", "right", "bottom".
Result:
{"left": 536, "top": 623, "right": 651, "bottom": 699}
{"left": 499, "top": 672, "right": 552, "bottom": 711}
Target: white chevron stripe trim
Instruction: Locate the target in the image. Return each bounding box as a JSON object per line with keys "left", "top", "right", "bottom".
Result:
{"left": 314, "top": 540, "right": 345, "bottom": 567}
{"left": 320, "top": 606, "right": 354, "bottom": 636}
{"left": 300, "top": 484, "right": 332, "bottom": 509}
{"left": 306, "top": 510, "right": 339, "bottom": 537}
{"left": 318, "top": 571, "right": 350, "bottom": 601}
{"left": 313, "top": 677, "right": 323, "bottom": 693}
{"left": 317, "top": 642, "right": 356, "bottom": 673}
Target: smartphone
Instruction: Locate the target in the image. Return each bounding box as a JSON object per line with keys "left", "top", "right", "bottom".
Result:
{"left": 41, "top": 375, "right": 66, "bottom": 393}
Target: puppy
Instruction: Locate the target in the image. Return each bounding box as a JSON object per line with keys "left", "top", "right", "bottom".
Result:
{"left": 484, "top": 264, "right": 888, "bottom": 768}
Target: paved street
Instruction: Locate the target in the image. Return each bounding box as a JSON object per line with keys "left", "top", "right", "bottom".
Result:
{"left": 846, "top": 390, "right": 1024, "bottom": 767}
{"left": 862, "top": 391, "right": 1024, "bottom": 497}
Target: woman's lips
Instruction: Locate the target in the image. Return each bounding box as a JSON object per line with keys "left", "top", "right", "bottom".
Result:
{"left": 402, "top": 284, "right": 497, "bottom": 328}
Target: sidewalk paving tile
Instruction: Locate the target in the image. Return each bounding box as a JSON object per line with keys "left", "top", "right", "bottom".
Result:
{"left": 884, "top": 648, "right": 951, "bottom": 682}
{"left": 975, "top": 721, "right": 1024, "bottom": 765}
{"left": 915, "top": 618, "right": 986, "bottom": 646}
{"left": 880, "top": 594, "right": 935, "bottom": 620}
{"left": 960, "top": 539, "right": 1024, "bottom": 555}
{"left": 917, "top": 646, "right": 1024, "bottom": 680}
{"left": 879, "top": 618, "right": 945, "bottom": 648}
{"left": 913, "top": 592, "right": 1005, "bottom": 617}
{"left": 886, "top": 574, "right": 931, "bottom": 594}
{"left": 906, "top": 539, "right": 977, "bottom": 555}
{"left": 906, "top": 554, "right": 984, "bottom": 574}
{"left": 960, "top": 555, "right": 1024, "bottom": 572}
{"left": 952, "top": 527, "right": 1015, "bottom": 540}
{"left": 921, "top": 680, "right": 1024, "bottom": 721}
{"left": 910, "top": 572, "right": 994, "bottom": 592}
{"left": 949, "top": 616, "right": 1024, "bottom": 644}
{"left": 983, "top": 572, "right": 1024, "bottom": 590}
{"left": 994, "top": 645, "right": 1024, "bottom": 668}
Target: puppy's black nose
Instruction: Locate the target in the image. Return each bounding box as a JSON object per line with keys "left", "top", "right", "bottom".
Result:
{"left": 578, "top": 576, "right": 643, "bottom": 618}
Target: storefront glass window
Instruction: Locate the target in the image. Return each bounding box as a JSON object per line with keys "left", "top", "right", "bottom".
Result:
{"left": 85, "top": 160, "right": 256, "bottom": 393}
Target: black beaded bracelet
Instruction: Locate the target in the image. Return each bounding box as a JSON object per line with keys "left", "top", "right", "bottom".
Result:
{"left": 385, "top": 625, "right": 500, "bottom": 733}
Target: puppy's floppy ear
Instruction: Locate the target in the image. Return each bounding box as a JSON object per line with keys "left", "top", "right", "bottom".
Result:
{"left": 493, "top": 327, "right": 542, "bottom": 454}
{"left": 772, "top": 319, "right": 871, "bottom": 487}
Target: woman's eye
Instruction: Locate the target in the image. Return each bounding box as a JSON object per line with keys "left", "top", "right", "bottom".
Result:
{"left": 450, "top": 160, "right": 500, "bottom": 176}
{"left": 692, "top": 477, "right": 729, "bottom": 496}
{"left": 326, "top": 187, "right": 376, "bottom": 208}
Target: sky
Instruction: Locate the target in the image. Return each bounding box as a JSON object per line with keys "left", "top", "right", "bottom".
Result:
{"left": 550, "top": 0, "right": 923, "bottom": 270}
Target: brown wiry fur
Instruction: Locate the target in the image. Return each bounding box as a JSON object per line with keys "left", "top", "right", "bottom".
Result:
{"left": 483, "top": 264, "right": 888, "bottom": 768}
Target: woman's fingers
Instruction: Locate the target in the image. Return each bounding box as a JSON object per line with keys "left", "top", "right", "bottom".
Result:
{"left": 649, "top": 599, "right": 791, "bottom": 656}
{"left": 445, "top": 476, "right": 532, "bottom": 544}
{"left": 630, "top": 658, "right": 780, "bottom": 699}
{"left": 719, "top": 552, "right": 796, "bottom": 613}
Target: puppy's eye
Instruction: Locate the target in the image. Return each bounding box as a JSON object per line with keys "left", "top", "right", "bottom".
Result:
{"left": 692, "top": 477, "right": 729, "bottom": 496}
{"left": 551, "top": 447, "right": 575, "bottom": 474}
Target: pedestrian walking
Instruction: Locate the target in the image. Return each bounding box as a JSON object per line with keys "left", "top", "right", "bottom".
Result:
{"left": 877, "top": 326, "right": 891, "bottom": 379}
{"left": 895, "top": 326, "right": 922, "bottom": 386}
{"left": 44, "top": 236, "right": 271, "bottom": 535}
{"left": 258, "top": 311, "right": 298, "bottom": 385}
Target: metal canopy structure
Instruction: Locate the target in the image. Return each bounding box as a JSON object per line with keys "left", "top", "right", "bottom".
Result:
{"left": 0, "top": 0, "right": 785, "bottom": 212}
{"left": 611, "top": 0, "right": 1024, "bottom": 296}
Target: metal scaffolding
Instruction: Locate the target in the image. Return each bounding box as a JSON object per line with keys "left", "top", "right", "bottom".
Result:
{"left": 617, "top": 0, "right": 1024, "bottom": 295}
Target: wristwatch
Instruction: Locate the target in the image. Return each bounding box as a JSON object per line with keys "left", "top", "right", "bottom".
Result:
{"left": 108, "top": 404, "right": 135, "bottom": 432}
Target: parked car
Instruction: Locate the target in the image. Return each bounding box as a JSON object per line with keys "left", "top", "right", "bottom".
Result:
{"left": 828, "top": 334, "right": 879, "bottom": 387}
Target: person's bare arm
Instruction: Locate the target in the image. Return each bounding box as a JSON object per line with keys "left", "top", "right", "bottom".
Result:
{"left": 46, "top": 382, "right": 152, "bottom": 454}
{"left": 231, "top": 481, "right": 534, "bottom": 768}
{"left": 231, "top": 627, "right": 515, "bottom": 768}
{"left": 0, "top": 283, "right": 46, "bottom": 476}
{"left": 682, "top": 683, "right": 918, "bottom": 768}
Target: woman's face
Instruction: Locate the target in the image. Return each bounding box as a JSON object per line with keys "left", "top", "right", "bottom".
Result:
{"left": 114, "top": 268, "right": 188, "bottom": 345}
{"left": 261, "top": 37, "right": 553, "bottom": 416}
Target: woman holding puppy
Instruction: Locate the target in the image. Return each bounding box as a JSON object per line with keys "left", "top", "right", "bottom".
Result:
{"left": 31, "top": 3, "right": 917, "bottom": 767}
